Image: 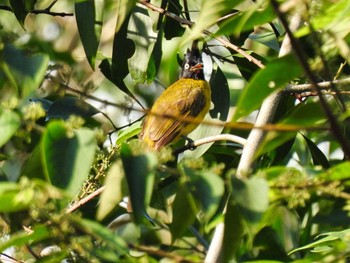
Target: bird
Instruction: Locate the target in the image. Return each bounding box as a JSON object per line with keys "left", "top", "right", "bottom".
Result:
{"left": 139, "top": 42, "right": 211, "bottom": 150}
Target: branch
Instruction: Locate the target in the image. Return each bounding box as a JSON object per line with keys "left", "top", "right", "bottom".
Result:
{"left": 0, "top": 2, "right": 73, "bottom": 17}
{"left": 66, "top": 186, "right": 105, "bottom": 214}
{"left": 138, "top": 0, "right": 265, "bottom": 69}
{"left": 172, "top": 134, "right": 247, "bottom": 155}
{"left": 284, "top": 77, "right": 350, "bottom": 93}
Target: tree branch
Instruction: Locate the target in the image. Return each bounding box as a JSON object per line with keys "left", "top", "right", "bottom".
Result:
{"left": 205, "top": 10, "right": 302, "bottom": 263}
{"left": 0, "top": 2, "right": 73, "bottom": 17}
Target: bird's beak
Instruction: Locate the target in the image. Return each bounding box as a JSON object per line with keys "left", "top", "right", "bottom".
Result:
{"left": 190, "top": 63, "right": 203, "bottom": 72}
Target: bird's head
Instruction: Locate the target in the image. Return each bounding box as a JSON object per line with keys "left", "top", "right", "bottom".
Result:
{"left": 180, "top": 43, "right": 205, "bottom": 80}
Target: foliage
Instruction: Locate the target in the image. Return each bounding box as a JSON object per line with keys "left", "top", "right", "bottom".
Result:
{"left": 1, "top": 0, "right": 350, "bottom": 262}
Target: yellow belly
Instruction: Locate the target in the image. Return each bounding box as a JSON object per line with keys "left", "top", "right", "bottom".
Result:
{"left": 140, "top": 78, "right": 211, "bottom": 150}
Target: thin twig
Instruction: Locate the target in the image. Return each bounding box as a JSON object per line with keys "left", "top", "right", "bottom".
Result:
{"left": 66, "top": 186, "right": 105, "bottom": 214}
{"left": 173, "top": 134, "right": 247, "bottom": 155}
{"left": 0, "top": 2, "right": 73, "bottom": 17}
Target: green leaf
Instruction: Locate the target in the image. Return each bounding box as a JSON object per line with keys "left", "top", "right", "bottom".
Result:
{"left": 288, "top": 229, "right": 350, "bottom": 255}
{"left": 183, "top": 0, "right": 240, "bottom": 44}
{"left": 0, "top": 108, "right": 20, "bottom": 147}
{"left": 216, "top": 2, "right": 276, "bottom": 37}
{"left": 9, "top": 0, "right": 37, "bottom": 27}
{"left": 301, "top": 134, "right": 330, "bottom": 168}
{"left": 256, "top": 102, "right": 327, "bottom": 158}
{"left": 47, "top": 97, "right": 101, "bottom": 120}
{"left": 232, "top": 176, "right": 269, "bottom": 222}
{"left": 75, "top": 218, "right": 128, "bottom": 256}
{"left": 41, "top": 121, "right": 96, "bottom": 196}
{"left": 97, "top": 160, "right": 125, "bottom": 221}
{"left": 0, "top": 182, "right": 33, "bottom": 212}
{"left": 170, "top": 185, "right": 197, "bottom": 242}
{"left": 163, "top": 0, "right": 185, "bottom": 40}
{"left": 116, "top": 121, "right": 141, "bottom": 146}
{"left": 127, "top": 7, "right": 158, "bottom": 83}
{"left": 75, "top": 0, "right": 102, "bottom": 68}
{"left": 120, "top": 143, "right": 157, "bottom": 223}
{"left": 319, "top": 161, "right": 350, "bottom": 181}
{"left": 233, "top": 54, "right": 302, "bottom": 121}
{"left": 184, "top": 166, "right": 225, "bottom": 223}
{"left": 222, "top": 203, "right": 244, "bottom": 262}
{"left": 0, "top": 225, "right": 50, "bottom": 252}
{"left": 114, "top": 0, "right": 137, "bottom": 33}
{"left": 21, "top": 144, "right": 46, "bottom": 180}
{"left": 1, "top": 44, "right": 49, "bottom": 97}
{"left": 99, "top": 11, "right": 143, "bottom": 107}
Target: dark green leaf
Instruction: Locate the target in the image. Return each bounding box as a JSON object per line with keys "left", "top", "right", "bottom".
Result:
{"left": 47, "top": 97, "right": 100, "bottom": 120}
{"left": 30, "top": 98, "right": 53, "bottom": 112}
{"left": 120, "top": 143, "right": 157, "bottom": 223}
{"left": 222, "top": 203, "right": 244, "bottom": 262}
{"left": 163, "top": 0, "right": 185, "bottom": 40}
{"left": 21, "top": 144, "right": 45, "bottom": 180}
{"left": 42, "top": 121, "right": 96, "bottom": 195}
{"left": 233, "top": 54, "right": 302, "bottom": 121}
{"left": 75, "top": 0, "right": 101, "bottom": 68}
{"left": 302, "top": 134, "right": 330, "bottom": 168}
{"left": 2, "top": 44, "right": 49, "bottom": 97}
{"left": 210, "top": 66, "right": 230, "bottom": 121}
{"left": 9, "top": 0, "right": 36, "bottom": 27}
{"left": 170, "top": 186, "right": 197, "bottom": 242}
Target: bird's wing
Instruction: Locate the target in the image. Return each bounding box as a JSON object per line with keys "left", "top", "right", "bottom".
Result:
{"left": 147, "top": 85, "right": 207, "bottom": 149}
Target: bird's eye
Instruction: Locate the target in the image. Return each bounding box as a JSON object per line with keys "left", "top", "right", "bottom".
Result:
{"left": 184, "top": 63, "right": 190, "bottom": 70}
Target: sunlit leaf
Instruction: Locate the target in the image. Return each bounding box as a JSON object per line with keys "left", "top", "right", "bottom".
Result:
{"left": 97, "top": 160, "right": 125, "bottom": 221}
{"left": 289, "top": 229, "right": 350, "bottom": 255}
{"left": 233, "top": 54, "right": 302, "bottom": 121}
{"left": 0, "top": 108, "right": 20, "bottom": 147}
{"left": 116, "top": 121, "right": 141, "bottom": 146}
{"left": 127, "top": 7, "right": 158, "bottom": 83}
